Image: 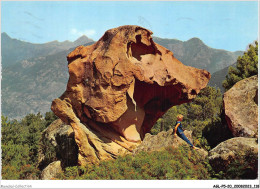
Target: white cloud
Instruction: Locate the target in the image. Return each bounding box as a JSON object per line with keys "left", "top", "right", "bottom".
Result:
{"left": 70, "top": 28, "right": 96, "bottom": 37}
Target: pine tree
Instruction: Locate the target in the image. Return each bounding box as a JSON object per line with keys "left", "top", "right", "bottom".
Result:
{"left": 223, "top": 41, "right": 258, "bottom": 91}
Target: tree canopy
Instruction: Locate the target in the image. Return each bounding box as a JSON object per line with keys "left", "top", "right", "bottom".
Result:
{"left": 223, "top": 41, "right": 258, "bottom": 91}
{"left": 1, "top": 112, "right": 57, "bottom": 179}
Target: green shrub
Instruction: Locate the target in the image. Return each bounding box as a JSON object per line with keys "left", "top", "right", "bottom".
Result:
{"left": 221, "top": 149, "right": 258, "bottom": 179}
{"left": 2, "top": 165, "right": 20, "bottom": 180}
{"left": 1, "top": 112, "right": 56, "bottom": 180}
{"left": 57, "top": 145, "right": 211, "bottom": 180}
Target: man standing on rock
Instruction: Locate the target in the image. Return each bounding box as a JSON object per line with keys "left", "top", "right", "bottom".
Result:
{"left": 174, "top": 114, "right": 199, "bottom": 150}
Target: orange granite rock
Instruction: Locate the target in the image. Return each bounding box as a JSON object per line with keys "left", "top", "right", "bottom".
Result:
{"left": 51, "top": 25, "right": 211, "bottom": 165}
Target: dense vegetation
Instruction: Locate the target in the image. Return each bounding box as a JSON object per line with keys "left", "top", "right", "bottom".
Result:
{"left": 1, "top": 112, "right": 57, "bottom": 179}
{"left": 219, "top": 149, "right": 258, "bottom": 179}
{"left": 57, "top": 146, "right": 211, "bottom": 180}
{"left": 57, "top": 146, "right": 258, "bottom": 180}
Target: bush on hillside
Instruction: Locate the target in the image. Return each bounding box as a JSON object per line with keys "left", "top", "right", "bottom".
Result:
{"left": 212, "top": 148, "right": 258, "bottom": 179}
{"left": 1, "top": 112, "right": 57, "bottom": 179}
{"left": 57, "top": 145, "right": 211, "bottom": 180}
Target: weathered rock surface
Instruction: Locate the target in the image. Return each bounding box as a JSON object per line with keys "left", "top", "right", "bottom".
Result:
{"left": 41, "top": 161, "right": 63, "bottom": 180}
{"left": 51, "top": 25, "right": 211, "bottom": 165}
{"left": 38, "top": 119, "right": 132, "bottom": 168}
{"left": 208, "top": 137, "right": 258, "bottom": 173}
{"left": 133, "top": 129, "right": 208, "bottom": 159}
{"left": 38, "top": 119, "right": 78, "bottom": 170}
{"left": 223, "top": 75, "right": 258, "bottom": 137}
{"left": 133, "top": 129, "right": 193, "bottom": 154}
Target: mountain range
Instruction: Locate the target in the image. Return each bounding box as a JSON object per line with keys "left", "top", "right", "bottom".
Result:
{"left": 1, "top": 32, "right": 94, "bottom": 68}
{"left": 1, "top": 33, "right": 243, "bottom": 119}
{"left": 153, "top": 37, "right": 242, "bottom": 73}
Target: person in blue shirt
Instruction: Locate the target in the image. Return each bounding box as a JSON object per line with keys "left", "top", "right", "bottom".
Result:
{"left": 173, "top": 114, "right": 199, "bottom": 150}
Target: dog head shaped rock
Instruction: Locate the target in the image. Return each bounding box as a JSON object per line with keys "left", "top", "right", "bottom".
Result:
{"left": 51, "top": 25, "right": 210, "bottom": 165}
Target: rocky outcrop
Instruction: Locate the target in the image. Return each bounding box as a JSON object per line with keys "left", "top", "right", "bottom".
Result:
{"left": 38, "top": 122, "right": 208, "bottom": 179}
{"left": 41, "top": 161, "right": 63, "bottom": 180}
{"left": 133, "top": 129, "right": 193, "bottom": 154}
{"left": 223, "top": 75, "right": 258, "bottom": 137}
{"left": 50, "top": 25, "right": 211, "bottom": 166}
{"left": 38, "top": 119, "right": 132, "bottom": 169}
{"left": 208, "top": 137, "right": 258, "bottom": 174}
{"left": 38, "top": 119, "right": 78, "bottom": 170}
{"left": 133, "top": 129, "right": 208, "bottom": 159}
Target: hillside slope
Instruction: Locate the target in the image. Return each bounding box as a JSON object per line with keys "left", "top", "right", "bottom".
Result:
{"left": 2, "top": 42, "right": 94, "bottom": 119}
{"left": 208, "top": 63, "right": 237, "bottom": 92}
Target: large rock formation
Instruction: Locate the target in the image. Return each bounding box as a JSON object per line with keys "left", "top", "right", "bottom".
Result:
{"left": 208, "top": 137, "right": 258, "bottom": 176}
{"left": 223, "top": 75, "right": 258, "bottom": 137}
{"left": 50, "top": 25, "right": 210, "bottom": 166}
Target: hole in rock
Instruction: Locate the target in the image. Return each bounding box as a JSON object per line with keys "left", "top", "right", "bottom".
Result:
{"left": 130, "top": 35, "right": 156, "bottom": 61}
{"left": 191, "top": 89, "right": 197, "bottom": 95}
{"left": 133, "top": 79, "right": 188, "bottom": 138}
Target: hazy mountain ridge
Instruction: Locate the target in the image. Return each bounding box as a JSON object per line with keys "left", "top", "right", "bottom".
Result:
{"left": 209, "top": 63, "right": 237, "bottom": 92}
{"left": 153, "top": 37, "right": 243, "bottom": 73}
{"left": 1, "top": 33, "right": 243, "bottom": 119}
{"left": 1, "top": 32, "right": 94, "bottom": 68}
{"left": 2, "top": 41, "right": 95, "bottom": 119}
{"left": 2, "top": 50, "right": 69, "bottom": 119}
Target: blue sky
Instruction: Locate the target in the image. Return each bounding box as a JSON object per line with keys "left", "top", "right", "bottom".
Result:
{"left": 1, "top": 1, "right": 258, "bottom": 51}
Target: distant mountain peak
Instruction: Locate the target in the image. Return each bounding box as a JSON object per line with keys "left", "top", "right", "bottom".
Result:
{"left": 2, "top": 32, "right": 8, "bottom": 36}
{"left": 74, "top": 35, "right": 93, "bottom": 44}
{"left": 1, "top": 32, "right": 11, "bottom": 39}
{"left": 187, "top": 37, "right": 204, "bottom": 44}
{"left": 75, "top": 35, "right": 88, "bottom": 40}
{"left": 46, "top": 40, "right": 59, "bottom": 44}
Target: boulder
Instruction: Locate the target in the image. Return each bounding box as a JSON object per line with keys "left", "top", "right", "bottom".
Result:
{"left": 133, "top": 129, "right": 208, "bottom": 159}
{"left": 50, "top": 25, "right": 211, "bottom": 165}
{"left": 133, "top": 129, "right": 193, "bottom": 153}
{"left": 41, "top": 161, "right": 63, "bottom": 180}
{"left": 223, "top": 75, "right": 258, "bottom": 137}
{"left": 38, "top": 119, "right": 131, "bottom": 168}
{"left": 208, "top": 137, "right": 258, "bottom": 173}
{"left": 38, "top": 119, "right": 78, "bottom": 170}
